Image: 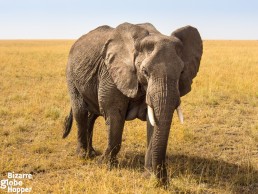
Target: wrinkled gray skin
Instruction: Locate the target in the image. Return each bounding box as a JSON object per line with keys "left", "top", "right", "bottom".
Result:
{"left": 63, "top": 22, "right": 202, "bottom": 186}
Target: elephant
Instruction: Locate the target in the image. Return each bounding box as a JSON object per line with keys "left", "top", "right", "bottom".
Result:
{"left": 63, "top": 22, "right": 203, "bottom": 186}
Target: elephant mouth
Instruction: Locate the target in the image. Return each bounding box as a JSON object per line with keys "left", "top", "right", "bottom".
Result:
{"left": 146, "top": 77, "right": 183, "bottom": 126}
{"left": 147, "top": 105, "right": 184, "bottom": 126}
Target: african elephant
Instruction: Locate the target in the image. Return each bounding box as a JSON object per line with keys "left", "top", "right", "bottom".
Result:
{"left": 63, "top": 22, "right": 202, "bottom": 186}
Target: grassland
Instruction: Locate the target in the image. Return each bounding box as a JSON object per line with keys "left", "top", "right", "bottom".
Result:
{"left": 0, "top": 40, "right": 258, "bottom": 193}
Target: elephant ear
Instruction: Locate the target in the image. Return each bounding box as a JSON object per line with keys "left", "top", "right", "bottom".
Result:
{"left": 102, "top": 23, "right": 149, "bottom": 98}
{"left": 171, "top": 26, "right": 203, "bottom": 96}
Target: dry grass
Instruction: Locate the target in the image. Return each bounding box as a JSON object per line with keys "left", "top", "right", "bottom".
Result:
{"left": 0, "top": 40, "right": 258, "bottom": 193}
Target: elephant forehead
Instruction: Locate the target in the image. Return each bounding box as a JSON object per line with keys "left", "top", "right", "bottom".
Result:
{"left": 142, "top": 34, "right": 173, "bottom": 44}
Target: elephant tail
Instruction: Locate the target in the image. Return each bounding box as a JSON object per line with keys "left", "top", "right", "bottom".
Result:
{"left": 63, "top": 108, "right": 73, "bottom": 138}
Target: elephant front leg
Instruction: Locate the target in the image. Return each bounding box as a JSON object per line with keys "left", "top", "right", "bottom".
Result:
{"left": 101, "top": 111, "right": 126, "bottom": 168}
{"left": 97, "top": 73, "right": 128, "bottom": 168}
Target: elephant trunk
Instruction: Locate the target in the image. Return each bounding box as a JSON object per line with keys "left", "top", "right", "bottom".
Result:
{"left": 146, "top": 77, "right": 180, "bottom": 185}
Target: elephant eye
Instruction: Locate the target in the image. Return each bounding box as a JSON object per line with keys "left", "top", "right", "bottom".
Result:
{"left": 140, "top": 40, "right": 154, "bottom": 54}
{"left": 146, "top": 44, "right": 154, "bottom": 54}
{"left": 142, "top": 67, "right": 149, "bottom": 77}
{"left": 144, "top": 43, "right": 154, "bottom": 55}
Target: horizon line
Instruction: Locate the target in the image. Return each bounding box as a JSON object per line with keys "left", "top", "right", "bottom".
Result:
{"left": 0, "top": 39, "right": 257, "bottom": 41}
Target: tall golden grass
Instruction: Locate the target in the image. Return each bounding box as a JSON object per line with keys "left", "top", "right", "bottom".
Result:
{"left": 0, "top": 40, "right": 257, "bottom": 193}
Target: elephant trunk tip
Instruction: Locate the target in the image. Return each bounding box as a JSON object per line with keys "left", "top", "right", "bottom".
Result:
{"left": 63, "top": 108, "right": 73, "bottom": 138}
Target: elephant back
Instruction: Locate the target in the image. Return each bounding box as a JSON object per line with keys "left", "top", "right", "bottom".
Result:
{"left": 67, "top": 25, "right": 114, "bottom": 86}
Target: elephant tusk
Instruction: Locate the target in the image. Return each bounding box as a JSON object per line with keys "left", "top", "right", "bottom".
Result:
{"left": 176, "top": 106, "right": 184, "bottom": 124}
{"left": 147, "top": 106, "right": 156, "bottom": 126}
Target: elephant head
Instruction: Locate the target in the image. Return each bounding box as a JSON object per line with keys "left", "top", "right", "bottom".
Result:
{"left": 102, "top": 23, "right": 203, "bottom": 184}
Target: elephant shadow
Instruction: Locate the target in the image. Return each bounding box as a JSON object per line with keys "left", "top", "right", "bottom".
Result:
{"left": 118, "top": 152, "right": 258, "bottom": 193}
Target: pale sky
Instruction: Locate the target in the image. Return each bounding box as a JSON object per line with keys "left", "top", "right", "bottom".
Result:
{"left": 0, "top": 0, "right": 257, "bottom": 39}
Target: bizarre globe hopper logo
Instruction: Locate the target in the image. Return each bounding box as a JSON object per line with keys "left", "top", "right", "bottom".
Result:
{"left": 0, "top": 172, "right": 33, "bottom": 193}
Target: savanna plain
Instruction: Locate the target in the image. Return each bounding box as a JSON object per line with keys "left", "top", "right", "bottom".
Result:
{"left": 0, "top": 40, "right": 258, "bottom": 194}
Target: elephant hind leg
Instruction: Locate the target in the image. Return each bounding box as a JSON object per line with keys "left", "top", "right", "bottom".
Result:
{"left": 87, "top": 112, "right": 99, "bottom": 158}
{"left": 68, "top": 85, "right": 89, "bottom": 158}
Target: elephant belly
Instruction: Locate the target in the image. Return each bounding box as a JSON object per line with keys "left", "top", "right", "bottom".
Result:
{"left": 125, "top": 100, "right": 147, "bottom": 121}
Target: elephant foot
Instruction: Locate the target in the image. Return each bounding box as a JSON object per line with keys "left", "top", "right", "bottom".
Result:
{"left": 96, "top": 154, "right": 108, "bottom": 165}
{"left": 108, "top": 157, "right": 118, "bottom": 170}
{"left": 142, "top": 169, "right": 152, "bottom": 179}
{"left": 76, "top": 146, "right": 87, "bottom": 159}
{"left": 96, "top": 154, "right": 118, "bottom": 169}
{"left": 156, "top": 178, "right": 169, "bottom": 189}
{"left": 77, "top": 145, "right": 100, "bottom": 159}
{"left": 142, "top": 168, "right": 169, "bottom": 189}
{"left": 88, "top": 147, "right": 100, "bottom": 158}
{"left": 156, "top": 173, "right": 169, "bottom": 189}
